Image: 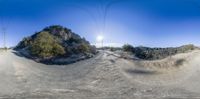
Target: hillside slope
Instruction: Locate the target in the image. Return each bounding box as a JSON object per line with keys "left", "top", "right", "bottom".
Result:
{"left": 15, "top": 25, "right": 96, "bottom": 64}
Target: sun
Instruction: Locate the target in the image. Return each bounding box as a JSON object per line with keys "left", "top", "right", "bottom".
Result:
{"left": 97, "top": 35, "right": 104, "bottom": 41}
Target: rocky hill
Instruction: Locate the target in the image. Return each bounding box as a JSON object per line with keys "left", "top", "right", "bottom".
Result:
{"left": 15, "top": 25, "right": 96, "bottom": 64}
{"left": 121, "top": 44, "right": 199, "bottom": 60}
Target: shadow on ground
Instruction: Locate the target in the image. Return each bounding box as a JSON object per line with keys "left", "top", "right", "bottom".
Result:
{"left": 125, "top": 69, "right": 157, "bottom": 75}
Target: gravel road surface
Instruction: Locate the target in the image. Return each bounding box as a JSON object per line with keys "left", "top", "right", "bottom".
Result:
{"left": 0, "top": 50, "right": 200, "bottom": 99}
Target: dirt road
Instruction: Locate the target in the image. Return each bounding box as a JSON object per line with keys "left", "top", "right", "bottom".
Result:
{"left": 0, "top": 50, "right": 200, "bottom": 99}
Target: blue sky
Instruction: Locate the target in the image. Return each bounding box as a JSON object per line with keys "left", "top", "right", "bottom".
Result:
{"left": 1, "top": 0, "right": 200, "bottom": 47}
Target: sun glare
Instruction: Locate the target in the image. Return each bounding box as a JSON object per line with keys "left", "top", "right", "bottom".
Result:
{"left": 97, "top": 35, "right": 104, "bottom": 41}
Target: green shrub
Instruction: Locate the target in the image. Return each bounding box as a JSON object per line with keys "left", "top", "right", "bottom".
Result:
{"left": 30, "top": 32, "right": 65, "bottom": 58}
{"left": 122, "top": 44, "right": 134, "bottom": 52}
{"left": 52, "top": 43, "right": 66, "bottom": 56}
{"left": 77, "top": 43, "right": 90, "bottom": 53}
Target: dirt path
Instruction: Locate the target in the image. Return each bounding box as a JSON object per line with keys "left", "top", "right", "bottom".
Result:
{"left": 0, "top": 50, "right": 200, "bottom": 99}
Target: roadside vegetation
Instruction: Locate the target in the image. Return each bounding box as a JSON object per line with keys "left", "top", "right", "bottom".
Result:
{"left": 0, "top": 47, "right": 8, "bottom": 51}
{"left": 122, "top": 44, "right": 134, "bottom": 52}
{"left": 122, "top": 44, "right": 198, "bottom": 60}
{"left": 30, "top": 32, "right": 65, "bottom": 58}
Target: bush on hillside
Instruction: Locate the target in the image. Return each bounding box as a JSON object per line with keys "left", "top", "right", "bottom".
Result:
{"left": 122, "top": 44, "right": 134, "bottom": 52}
{"left": 15, "top": 37, "right": 32, "bottom": 49}
{"left": 77, "top": 43, "right": 90, "bottom": 53}
{"left": 30, "top": 32, "right": 65, "bottom": 58}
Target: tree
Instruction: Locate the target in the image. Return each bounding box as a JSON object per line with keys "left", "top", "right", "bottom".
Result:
{"left": 30, "top": 32, "right": 65, "bottom": 58}
{"left": 122, "top": 44, "right": 134, "bottom": 52}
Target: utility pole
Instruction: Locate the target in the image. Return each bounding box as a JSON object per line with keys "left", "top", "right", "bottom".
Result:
{"left": 2, "top": 27, "right": 6, "bottom": 49}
